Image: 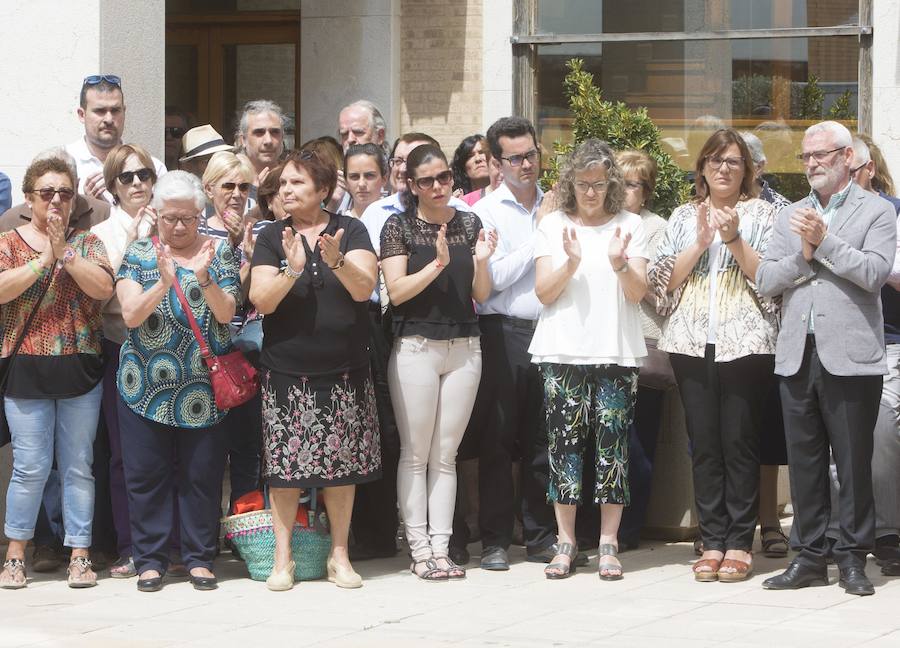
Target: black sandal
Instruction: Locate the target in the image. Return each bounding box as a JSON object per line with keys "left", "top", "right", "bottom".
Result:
{"left": 433, "top": 555, "right": 466, "bottom": 580}
{"left": 760, "top": 527, "right": 789, "bottom": 558}
{"left": 410, "top": 558, "right": 449, "bottom": 582}
{"left": 544, "top": 542, "right": 577, "bottom": 580}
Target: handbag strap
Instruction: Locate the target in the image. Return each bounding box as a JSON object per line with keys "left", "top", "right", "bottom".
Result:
{"left": 0, "top": 266, "right": 56, "bottom": 391}
{"left": 152, "top": 236, "right": 212, "bottom": 359}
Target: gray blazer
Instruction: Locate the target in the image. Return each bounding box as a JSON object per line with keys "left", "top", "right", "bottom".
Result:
{"left": 756, "top": 182, "right": 897, "bottom": 377}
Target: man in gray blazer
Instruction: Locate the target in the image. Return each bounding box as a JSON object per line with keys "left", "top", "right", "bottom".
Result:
{"left": 756, "top": 121, "right": 896, "bottom": 596}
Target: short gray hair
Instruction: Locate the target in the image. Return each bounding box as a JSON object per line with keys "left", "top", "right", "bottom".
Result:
{"left": 804, "top": 120, "right": 853, "bottom": 148}
{"left": 33, "top": 147, "right": 78, "bottom": 181}
{"left": 851, "top": 136, "right": 871, "bottom": 165}
{"left": 739, "top": 131, "right": 766, "bottom": 165}
{"left": 343, "top": 99, "right": 387, "bottom": 136}
{"left": 557, "top": 139, "right": 626, "bottom": 216}
{"left": 239, "top": 99, "right": 285, "bottom": 136}
{"left": 151, "top": 170, "right": 206, "bottom": 211}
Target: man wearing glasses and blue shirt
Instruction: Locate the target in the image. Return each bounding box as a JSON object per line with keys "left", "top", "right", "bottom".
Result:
{"left": 66, "top": 75, "right": 166, "bottom": 204}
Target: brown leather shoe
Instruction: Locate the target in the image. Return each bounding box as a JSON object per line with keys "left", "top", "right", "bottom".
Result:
{"left": 718, "top": 558, "right": 753, "bottom": 582}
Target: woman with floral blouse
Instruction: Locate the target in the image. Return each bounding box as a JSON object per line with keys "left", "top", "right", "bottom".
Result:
{"left": 650, "top": 128, "right": 778, "bottom": 583}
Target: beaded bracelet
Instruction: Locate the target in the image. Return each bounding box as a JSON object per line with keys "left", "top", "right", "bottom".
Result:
{"left": 283, "top": 263, "right": 304, "bottom": 279}
{"left": 27, "top": 259, "right": 43, "bottom": 276}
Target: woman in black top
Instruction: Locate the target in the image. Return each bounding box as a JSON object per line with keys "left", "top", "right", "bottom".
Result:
{"left": 249, "top": 149, "right": 380, "bottom": 592}
{"left": 380, "top": 144, "right": 497, "bottom": 581}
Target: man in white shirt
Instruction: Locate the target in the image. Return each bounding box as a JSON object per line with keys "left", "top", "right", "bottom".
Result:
{"left": 466, "top": 117, "right": 567, "bottom": 571}
{"left": 66, "top": 75, "right": 166, "bottom": 204}
{"left": 351, "top": 132, "right": 468, "bottom": 560}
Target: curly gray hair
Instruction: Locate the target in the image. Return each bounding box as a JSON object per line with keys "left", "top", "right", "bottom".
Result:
{"left": 557, "top": 139, "right": 625, "bottom": 216}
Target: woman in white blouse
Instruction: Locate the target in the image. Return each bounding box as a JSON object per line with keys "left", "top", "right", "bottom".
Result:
{"left": 649, "top": 128, "right": 778, "bottom": 583}
{"left": 530, "top": 139, "right": 648, "bottom": 581}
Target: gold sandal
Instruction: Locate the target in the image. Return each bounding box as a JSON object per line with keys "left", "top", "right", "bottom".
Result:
{"left": 0, "top": 558, "right": 27, "bottom": 589}
{"left": 67, "top": 556, "right": 97, "bottom": 589}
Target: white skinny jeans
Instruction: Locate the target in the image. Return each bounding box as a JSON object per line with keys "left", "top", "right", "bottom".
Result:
{"left": 389, "top": 335, "right": 481, "bottom": 561}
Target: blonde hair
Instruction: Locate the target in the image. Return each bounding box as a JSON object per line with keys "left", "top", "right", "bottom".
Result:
{"left": 616, "top": 149, "right": 658, "bottom": 207}
{"left": 201, "top": 151, "right": 255, "bottom": 188}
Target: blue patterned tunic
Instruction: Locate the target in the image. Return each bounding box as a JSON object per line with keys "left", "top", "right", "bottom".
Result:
{"left": 116, "top": 238, "right": 241, "bottom": 428}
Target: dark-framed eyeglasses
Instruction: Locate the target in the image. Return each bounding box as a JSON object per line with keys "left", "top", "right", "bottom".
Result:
{"left": 117, "top": 168, "right": 153, "bottom": 185}
{"left": 412, "top": 171, "right": 454, "bottom": 190}
{"left": 31, "top": 187, "right": 75, "bottom": 203}
{"left": 849, "top": 161, "right": 869, "bottom": 176}
{"left": 220, "top": 182, "right": 252, "bottom": 193}
{"left": 388, "top": 156, "right": 407, "bottom": 168}
{"left": 574, "top": 180, "right": 609, "bottom": 194}
{"left": 624, "top": 180, "right": 647, "bottom": 192}
{"left": 165, "top": 126, "right": 186, "bottom": 139}
{"left": 500, "top": 149, "right": 539, "bottom": 167}
{"left": 82, "top": 74, "right": 121, "bottom": 88}
{"left": 796, "top": 147, "right": 846, "bottom": 164}
{"left": 706, "top": 156, "right": 744, "bottom": 171}
{"left": 160, "top": 214, "right": 200, "bottom": 226}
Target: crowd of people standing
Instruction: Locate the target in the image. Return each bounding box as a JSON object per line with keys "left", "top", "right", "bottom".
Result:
{"left": 0, "top": 74, "right": 897, "bottom": 598}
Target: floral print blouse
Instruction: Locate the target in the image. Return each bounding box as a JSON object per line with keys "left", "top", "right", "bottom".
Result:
{"left": 648, "top": 198, "right": 779, "bottom": 362}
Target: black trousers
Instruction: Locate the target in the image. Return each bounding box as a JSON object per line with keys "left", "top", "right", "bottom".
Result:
{"left": 670, "top": 347, "right": 774, "bottom": 552}
{"left": 619, "top": 385, "right": 665, "bottom": 544}
{"left": 350, "top": 306, "right": 400, "bottom": 553}
{"left": 780, "top": 337, "right": 880, "bottom": 569}
{"left": 118, "top": 399, "right": 226, "bottom": 574}
{"left": 459, "top": 315, "right": 555, "bottom": 552}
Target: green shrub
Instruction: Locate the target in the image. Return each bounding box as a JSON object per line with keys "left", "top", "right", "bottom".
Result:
{"left": 541, "top": 58, "right": 692, "bottom": 218}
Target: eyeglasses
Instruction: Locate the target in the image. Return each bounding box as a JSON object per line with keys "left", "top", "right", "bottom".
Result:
{"left": 388, "top": 156, "right": 407, "bottom": 168}
{"left": 117, "top": 168, "right": 153, "bottom": 185}
{"left": 706, "top": 156, "right": 744, "bottom": 171}
{"left": 165, "top": 126, "right": 186, "bottom": 139}
{"left": 500, "top": 150, "right": 539, "bottom": 167}
{"left": 624, "top": 180, "right": 646, "bottom": 192}
{"left": 412, "top": 171, "right": 454, "bottom": 190}
{"left": 849, "top": 161, "right": 869, "bottom": 176}
{"left": 221, "top": 182, "right": 252, "bottom": 193}
{"left": 574, "top": 180, "right": 609, "bottom": 194}
{"left": 31, "top": 187, "right": 75, "bottom": 202}
{"left": 82, "top": 74, "right": 121, "bottom": 88}
{"left": 159, "top": 214, "right": 199, "bottom": 226}
{"left": 796, "top": 147, "right": 846, "bottom": 164}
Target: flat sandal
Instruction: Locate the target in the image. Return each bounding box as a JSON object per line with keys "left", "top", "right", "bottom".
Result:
{"left": 410, "top": 558, "right": 448, "bottom": 582}
{"left": 0, "top": 558, "right": 27, "bottom": 589}
{"left": 67, "top": 556, "right": 97, "bottom": 589}
{"left": 433, "top": 555, "right": 466, "bottom": 580}
{"left": 544, "top": 542, "right": 578, "bottom": 580}
{"left": 598, "top": 543, "right": 623, "bottom": 581}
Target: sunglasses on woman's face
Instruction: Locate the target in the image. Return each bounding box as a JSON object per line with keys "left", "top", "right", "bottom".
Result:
{"left": 412, "top": 170, "right": 453, "bottom": 190}
{"left": 32, "top": 187, "right": 75, "bottom": 203}
{"left": 221, "top": 182, "right": 252, "bottom": 193}
{"left": 117, "top": 168, "right": 153, "bottom": 185}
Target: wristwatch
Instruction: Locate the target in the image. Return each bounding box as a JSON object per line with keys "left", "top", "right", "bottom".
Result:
{"left": 329, "top": 254, "right": 345, "bottom": 271}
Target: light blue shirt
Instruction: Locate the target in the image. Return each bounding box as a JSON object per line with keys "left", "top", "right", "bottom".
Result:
{"left": 473, "top": 183, "right": 544, "bottom": 320}
{"left": 359, "top": 192, "right": 470, "bottom": 303}
{"left": 807, "top": 180, "right": 853, "bottom": 333}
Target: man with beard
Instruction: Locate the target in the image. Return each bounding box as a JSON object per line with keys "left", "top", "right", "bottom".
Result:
{"left": 757, "top": 120, "right": 896, "bottom": 596}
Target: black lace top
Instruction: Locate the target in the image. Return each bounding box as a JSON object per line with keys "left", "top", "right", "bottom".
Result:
{"left": 380, "top": 209, "right": 483, "bottom": 340}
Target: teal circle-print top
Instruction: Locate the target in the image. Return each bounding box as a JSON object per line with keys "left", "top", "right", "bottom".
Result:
{"left": 116, "top": 238, "right": 241, "bottom": 428}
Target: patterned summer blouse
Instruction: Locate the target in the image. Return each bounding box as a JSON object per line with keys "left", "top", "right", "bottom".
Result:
{"left": 0, "top": 229, "right": 111, "bottom": 398}
{"left": 649, "top": 198, "right": 779, "bottom": 361}
{"left": 116, "top": 238, "right": 241, "bottom": 428}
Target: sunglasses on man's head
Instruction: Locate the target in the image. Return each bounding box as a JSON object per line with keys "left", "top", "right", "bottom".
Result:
{"left": 117, "top": 168, "right": 153, "bottom": 185}
{"left": 82, "top": 74, "right": 121, "bottom": 88}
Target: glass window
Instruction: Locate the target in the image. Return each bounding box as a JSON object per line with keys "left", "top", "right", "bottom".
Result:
{"left": 536, "top": 0, "right": 859, "bottom": 34}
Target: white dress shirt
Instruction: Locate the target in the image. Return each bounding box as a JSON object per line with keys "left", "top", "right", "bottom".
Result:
{"left": 91, "top": 205, "right": 154, "bottom": 344}
{"left": 66, "top": 137, "right": 167, "bottom": 205}
{"left": 473, "top": 182, "right": 544, "bottom": 320}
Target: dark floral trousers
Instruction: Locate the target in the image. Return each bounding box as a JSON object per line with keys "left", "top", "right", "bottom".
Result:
{"left": 539, "top": 363, "right": 639, "bottom": 506}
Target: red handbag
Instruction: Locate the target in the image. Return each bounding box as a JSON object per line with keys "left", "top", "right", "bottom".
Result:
{"left": 166, "top": 248, "right": 260, "bottom": 410}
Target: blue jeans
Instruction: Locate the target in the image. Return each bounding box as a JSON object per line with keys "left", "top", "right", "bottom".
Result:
{"left": 4, "top": 382, "right": 103, "bottom": 548}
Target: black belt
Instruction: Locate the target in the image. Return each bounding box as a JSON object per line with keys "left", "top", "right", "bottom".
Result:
{"left": 480, "top": 314, "right": 538, "bottom": 330}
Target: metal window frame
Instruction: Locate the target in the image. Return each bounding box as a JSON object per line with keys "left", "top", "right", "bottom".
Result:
{"left": 513, "top": 0, "right": 873, "bottom": 133}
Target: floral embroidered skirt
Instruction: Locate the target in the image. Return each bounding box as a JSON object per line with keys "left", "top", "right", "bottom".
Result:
{"left": 539, "top": 363, "right": 638, "bottom": 506}
{"left": 261, "top": 367, "right": 382, "bottom": 488}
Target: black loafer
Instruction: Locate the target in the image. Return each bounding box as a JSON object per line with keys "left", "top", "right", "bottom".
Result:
{"left": 838, "top": 567, "right": 874, "bottom": 596}
{"left": 137, "top": 576, "right": 163, "bottom": 592}
{"left": 190, "top": 574, "right": 218, "bottom": 591}
{"left": 762, "top": 560, "right": 828, "bottom": 590}
{"left": 480, "top": 546, "right": 510, "bottom": 571}
{"left": 881, "top": 560, "right": 900, "bottom": 577}
{"left": 448, "top": 545, "right": 470, "bottom": 566}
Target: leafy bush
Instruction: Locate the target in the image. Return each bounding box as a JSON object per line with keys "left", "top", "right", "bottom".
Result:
{"left": 542, "top": 59, "right": 691, "bottom": 218}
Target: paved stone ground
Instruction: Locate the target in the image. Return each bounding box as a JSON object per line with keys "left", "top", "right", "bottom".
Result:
{"left": 1, "top": 523, "right": 898, "bottom": 648}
